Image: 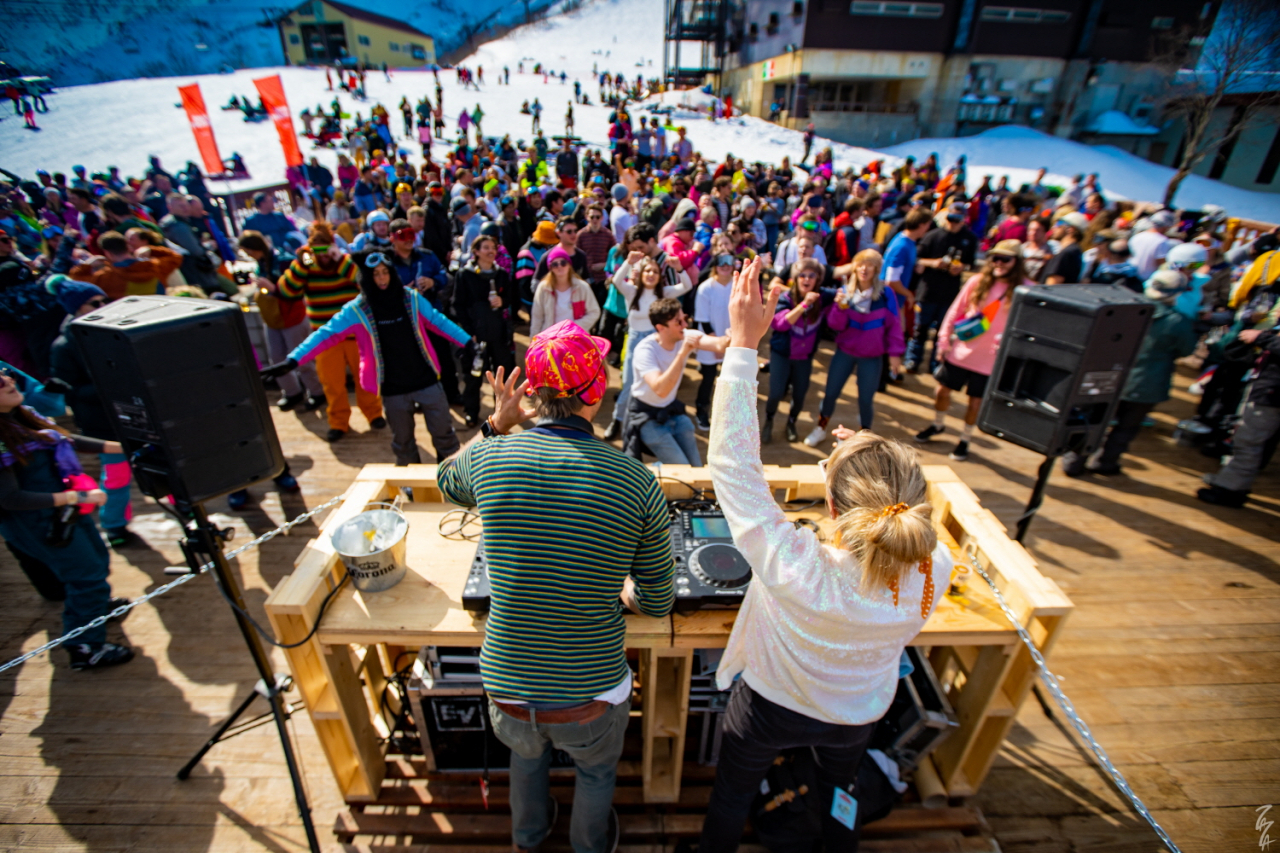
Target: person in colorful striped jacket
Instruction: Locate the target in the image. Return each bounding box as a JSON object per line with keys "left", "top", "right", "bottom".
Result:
{"left": 267, "top": 250, "right": 470, "bottom": 463}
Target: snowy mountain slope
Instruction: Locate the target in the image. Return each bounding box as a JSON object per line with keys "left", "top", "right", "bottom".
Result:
{"left": 2, "top": 0, "right": 1278, "bottom": 221}
{"left": 4, "top": 0, "right": 546, "bottom": 87}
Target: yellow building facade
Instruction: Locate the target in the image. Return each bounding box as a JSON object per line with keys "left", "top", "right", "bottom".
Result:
{"left": 278, "top": 0, "right": 435, "bottom": 69}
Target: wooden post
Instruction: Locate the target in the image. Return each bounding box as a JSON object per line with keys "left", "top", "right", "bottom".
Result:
{"left": 639, "top": 647, "right": 694, "bottom": 803}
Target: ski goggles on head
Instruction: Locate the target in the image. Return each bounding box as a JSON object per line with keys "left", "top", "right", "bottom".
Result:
{"left": 391, "top": 227, "right": 415, "bottom": 241}
{"left": 364, "top": 252, "right": 390, "bottom": 267}
{"left": 799, "top": 220, "right": 820, "bottom": 232}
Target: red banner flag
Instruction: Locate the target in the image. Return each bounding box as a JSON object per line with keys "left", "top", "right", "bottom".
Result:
{"left": 177, "top": 83, "right": 224, "bottom": 176}
{"left": 253, "top": 74, "right": 304, "bottom": 168}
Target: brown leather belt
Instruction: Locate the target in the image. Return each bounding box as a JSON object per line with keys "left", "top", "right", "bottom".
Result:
{"left": 493, "top": 699, "right": 609, "bottom": 725}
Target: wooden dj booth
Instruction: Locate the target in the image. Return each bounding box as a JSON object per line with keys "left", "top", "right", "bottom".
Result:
{"left": 264, "top": 462, "right": 1072, "bottom": 839}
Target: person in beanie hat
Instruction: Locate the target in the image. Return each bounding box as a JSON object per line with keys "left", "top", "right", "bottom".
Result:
{"left": 529, "top": 245, "right": 600, "bottom": 337}
{"left": 46, "top": 279, "right": 139, "bottom": 548}
{"left": 1060, "top": 269, "right": 1198, "bottom": 477}
{"left": 266, "top": 251, "right": 470, "bottom": 463}
{"left": 436, "top": 322, "right": 674, "bottom": 853}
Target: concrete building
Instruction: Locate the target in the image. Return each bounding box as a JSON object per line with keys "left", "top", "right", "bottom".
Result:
{"left": 718, "top": 0, "right": 1215, "bottom": 150}
{"left": 278, "top": 0, "right": 435, "bottom": 69}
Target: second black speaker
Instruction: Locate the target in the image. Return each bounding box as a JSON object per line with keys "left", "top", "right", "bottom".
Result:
{"left": 978, "top": 284, "right": 1153, "bottom": 456}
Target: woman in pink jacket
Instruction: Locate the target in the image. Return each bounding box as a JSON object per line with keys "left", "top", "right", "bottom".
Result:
{"left": 914, "top": 239, "right": 1027, "bottom": 462}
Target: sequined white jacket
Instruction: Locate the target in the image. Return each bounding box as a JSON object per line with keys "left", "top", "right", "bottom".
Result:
{"left": 708, "top": 348, "right": 953, "bottom": 725}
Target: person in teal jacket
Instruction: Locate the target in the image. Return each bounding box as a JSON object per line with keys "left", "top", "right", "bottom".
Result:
{"left": 1061, "top": 269, "right": 1199, "bottom": 477}
{"left": 265, "top": 252, "right": 471, "bottom": 464}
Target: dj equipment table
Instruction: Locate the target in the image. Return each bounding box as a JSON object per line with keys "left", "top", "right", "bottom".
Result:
{"left": 264, "top": 463, "right": 1072, "bottom": 807}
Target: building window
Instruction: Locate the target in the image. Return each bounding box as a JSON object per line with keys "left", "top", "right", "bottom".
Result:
{"left": 1151, "top": 16, "right": 1174, "bottom": 29}
{"left": 850, "top": 1, "right": 943, "bottom": 18}
{"left": 357, "top": 34, "right": 370, "bottom": 45}
{"left": 980, "top": 6, "right": 1071, "bottom": 23}
{"left": 1255, "top": 127, "right": 1280, "bottom": 185}
{"left": 389, "top": 42, "right": 400, "bottom": 51}
{"left": 410, "top": 43, "right": 426, "bottom": 59}
{"left": 289, "top": 33, "right": 301, "bottom": 44}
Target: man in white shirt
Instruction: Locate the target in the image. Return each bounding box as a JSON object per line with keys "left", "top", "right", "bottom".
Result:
{"left": 625, "top": 297, "right": 724, "bottom": 465}
{"left": 694, "top": 254, "right": 735, "bottom": 431}
{"left": 1129, "top": 210, "right": 1178, "bottom": 279}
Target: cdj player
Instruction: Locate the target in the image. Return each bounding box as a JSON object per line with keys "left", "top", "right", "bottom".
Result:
{"left": 671, "top": 509, "right": 752, "bottom": 613}
{"left": 462, "top": 507, "right": 752, "bottom": 615}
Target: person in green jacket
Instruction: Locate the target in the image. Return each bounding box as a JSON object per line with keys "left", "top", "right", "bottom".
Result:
{"left": 1061, "top": 269, "right": 1199, "bottom": 477}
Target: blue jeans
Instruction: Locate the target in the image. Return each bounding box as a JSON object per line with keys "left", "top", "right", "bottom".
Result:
{"left": 765, "top": 350, "right": 813, "bottom": 419}
{"left": 818, "top": 350, "right": 882, "bottom": 429}
{"left": 906, "top": 301, "right": 948, "bottom": 371}
{"left": 640, "top": 413, "right": 702, "bottom": 465}
{"left": 764, "top": 223, "right": 780, "bottom": 256}
{"left": 612, "top": 328, "right": 653, "bottom": 425}
{"left": 490, "top": 698, "right": 631, "bottom": 853}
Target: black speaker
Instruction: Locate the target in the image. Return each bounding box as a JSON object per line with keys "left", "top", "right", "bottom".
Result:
{"left": 69, "top": 296, "right": 285, "bottom": 505}
{"left": 978, "top": 284, "right": 1154, "bottom": 456}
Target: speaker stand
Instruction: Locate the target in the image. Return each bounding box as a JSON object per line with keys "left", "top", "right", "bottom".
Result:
{"left": 170, "top": 503, "right": 322, "bottom": 853}
{"left": 1014, "top": 455, "right": 1057, "bottom": 544}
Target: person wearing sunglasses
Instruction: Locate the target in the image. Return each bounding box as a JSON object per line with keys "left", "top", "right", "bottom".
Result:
{"left": 276, "top": 221, "right": 385, "bottom": 441}
{"left": 1041, "top": 211, "right": 1087, "bottom": 284}
{"left": 268, "top": 251, "right": 470, "bottom": 463}
{"left": 916, "top": 239, "right": 1027, "bottom": 462}
{"left": 530, "top": 245, "right": 601, "bottom": 338}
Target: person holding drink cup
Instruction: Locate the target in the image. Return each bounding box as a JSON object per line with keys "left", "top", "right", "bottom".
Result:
{"left": 803, "top": 249, "right": 905, "bottom": 446}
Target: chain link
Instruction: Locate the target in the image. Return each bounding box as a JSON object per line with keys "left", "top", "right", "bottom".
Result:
{"left": 967, "top": 546, "right": 1183, "bottom": 853}
{"left": 0, "top": 496, "right": 344, "bottom": 675}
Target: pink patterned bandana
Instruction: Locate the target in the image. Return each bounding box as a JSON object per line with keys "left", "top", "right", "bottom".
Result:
{"left": 524, "top": 320, "right": 612, "bottom": 406}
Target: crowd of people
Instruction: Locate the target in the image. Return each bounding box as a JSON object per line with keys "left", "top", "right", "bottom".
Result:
{"left": 1, "top": 76, "right": 1278, "bottom": 850}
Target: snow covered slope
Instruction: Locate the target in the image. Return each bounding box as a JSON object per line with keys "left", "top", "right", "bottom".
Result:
{"left": 882, "top": 126, "right": 1280, "bottom": 221}
{"left": 6, "top": 0, "right": 546, "bottom": 87}
{"left": 2, "top": 0, "right": 1278, "bottom": 222}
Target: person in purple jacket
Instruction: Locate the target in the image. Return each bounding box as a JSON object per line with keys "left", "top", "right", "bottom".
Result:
{"left": 763, "top": 258, "right": 832, "bottom": 444}
{"left": 804, "top": 249, "right": 904, "bottom": 447}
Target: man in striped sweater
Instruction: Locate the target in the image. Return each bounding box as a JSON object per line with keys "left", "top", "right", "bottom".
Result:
{"left": 438, "top": 321, "right": 675, "bottom": 853}
{"left": 275, "top": 222, "right": 385, "bottom": 441}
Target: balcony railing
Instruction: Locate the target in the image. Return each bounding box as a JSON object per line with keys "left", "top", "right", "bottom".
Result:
{"left": 809, "top": 101, "right": 919, "bottom": 115}
{"left": 956, "top": 102, "right": 1016, "bottom": 123}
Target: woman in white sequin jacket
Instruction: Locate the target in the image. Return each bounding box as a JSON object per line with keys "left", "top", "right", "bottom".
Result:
{"left": 694, "top": 257, "right": 954, "bottom": 853}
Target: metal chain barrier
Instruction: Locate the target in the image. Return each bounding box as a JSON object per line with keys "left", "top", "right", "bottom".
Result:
{"left": 967, "top": 546, "right": 1183, "bottom": 853}
{"left": 0, "top": 495, "right": 344, "bottom": 675}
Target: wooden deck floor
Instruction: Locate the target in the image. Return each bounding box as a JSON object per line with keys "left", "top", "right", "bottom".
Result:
{"left": 1, "top": 335, "right": 1276, "bottom": 853}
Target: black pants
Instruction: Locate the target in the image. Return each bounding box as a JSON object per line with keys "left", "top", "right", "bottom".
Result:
{"left": 699, "top": 680, "right": 875, "bottom": 853}
{"left": 428, "top": 330, "right": 461, "bottom": 404}
{"left": 462, "top": 337, "right": 516, "bottom": 420}
{"left": 1061, "top": 399, "right": 1153, "bottom": 474}
{"left": 696, "top": 363, "right": 719, "bottom": 420}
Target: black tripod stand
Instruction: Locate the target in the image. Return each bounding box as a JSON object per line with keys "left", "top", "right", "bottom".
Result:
{"left": 168, "top": 503, "right": 322, "bottom": 853}
{"left": 1014, "top": 455, "right": 1057, "bottom": 543}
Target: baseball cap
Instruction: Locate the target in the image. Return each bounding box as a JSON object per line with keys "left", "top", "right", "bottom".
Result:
{"left": 1057, "top": 212, "right": 1089, "bottom": 233}
{"left": 523, "top": 320, "right": 612, "bottom": 406}
{"left": 395, "top": 182, "right": 412, "bottom": 194}
{"left": 988, "top": 239, "right": 1024, "bottom": 259}
{"left": 366, "top": 209, "right": 391, "bottom": 225}
{"left": 674, "top": 216, "right": 696, "bottom": 233}
{"left": 1150, "top": 210, "right": 1177, "bottom": 230}
{"left": 450, "top": 198, "right": 471, "bottom": 214}
{"left": 252, "top": 191, "right": 269, "bottom": 205}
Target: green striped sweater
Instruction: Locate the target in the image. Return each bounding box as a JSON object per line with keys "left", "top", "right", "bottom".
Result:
{"left": 277, "top": 255, "right": 361, "bottom": 329}
{"left": 438, "top": 423, "right": 674, "bottom": 703}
